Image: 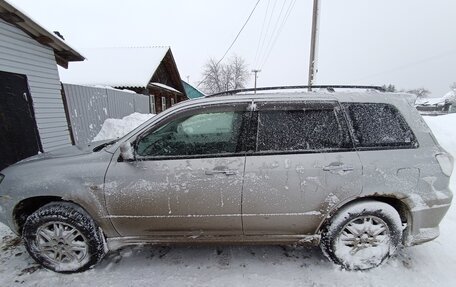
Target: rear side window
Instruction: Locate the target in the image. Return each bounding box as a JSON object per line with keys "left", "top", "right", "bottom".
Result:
{"left": 342, "top": 103, "right": 418, "bottom": 149}
{"left": 257, "top": 104, "right": 351, "bottom": 152}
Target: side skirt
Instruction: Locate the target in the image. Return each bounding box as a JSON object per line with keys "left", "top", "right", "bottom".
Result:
{"left": 107, "top": 234, "right": 321, "bottom": 251}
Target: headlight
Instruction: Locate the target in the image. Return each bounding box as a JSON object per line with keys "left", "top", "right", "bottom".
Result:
{"left": 0, "top": 174, "right": 4, "bottom": 184}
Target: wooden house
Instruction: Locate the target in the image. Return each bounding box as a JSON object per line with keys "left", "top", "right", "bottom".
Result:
{"left": 59, "top": 46, "right": 187, "bottom": 114}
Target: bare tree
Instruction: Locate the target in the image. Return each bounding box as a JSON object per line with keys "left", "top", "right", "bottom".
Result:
{"left": 407, "top": 88, "right": 430, "bottom": 99}
{"left": 200, "top": 55, "right": 249, "bottom": 94}
{"left": 382, "top": 84, "right": 397, "bottom": 92}
{"left": 450, "top": 82, "right": 456, "bottom": 91}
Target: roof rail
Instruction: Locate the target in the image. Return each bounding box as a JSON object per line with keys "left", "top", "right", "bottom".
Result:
{"left": 206, "top": 85, "right": 386, "bottom": 97}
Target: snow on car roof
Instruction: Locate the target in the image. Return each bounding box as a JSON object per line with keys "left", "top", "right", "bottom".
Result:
{"left": 59, "top": 46, "right": 170, "bottom": 88}
{"left": 195, "top": 91, "right": 417, "bottom": 105}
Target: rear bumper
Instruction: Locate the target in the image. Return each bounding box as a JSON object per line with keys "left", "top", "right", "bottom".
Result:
{"left": 406, "top": 227, "right": 440, "bottom": 246}
{"left": 405, "top": 203, "right": 451, "bottom": 246}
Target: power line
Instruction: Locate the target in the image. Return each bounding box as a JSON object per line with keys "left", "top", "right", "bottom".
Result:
{"left": 253, "top": 0, "right": 271, "bottom": 67}
{"left": 255, "top": 0, "right": 277, "bottom": 68}
{"left": 197, "top": 0, "right": 262, "bottom": 88}
{"left": 356, "top": 47, "right": 456, "bottom": 81}
{"left": 260, "top": 0, "right": 297, "bottom": 69}
{"left": 258, "top": 0, "right": 288, "bottom": 68}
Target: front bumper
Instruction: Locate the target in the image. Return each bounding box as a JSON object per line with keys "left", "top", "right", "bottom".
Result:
{"left": 0, "top": 194, "right": 15, "bottom": 234}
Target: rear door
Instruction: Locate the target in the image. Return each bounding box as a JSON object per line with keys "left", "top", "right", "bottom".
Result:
{"left": 242, "top": 101, "right": 362, "bottom": 235}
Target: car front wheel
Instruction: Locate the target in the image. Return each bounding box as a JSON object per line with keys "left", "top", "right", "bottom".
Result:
{"left": 22, "top": 202, "right": 106, "bottom": 273}
{"left": 320, "top": 200, "right": 403, "bottom": 270}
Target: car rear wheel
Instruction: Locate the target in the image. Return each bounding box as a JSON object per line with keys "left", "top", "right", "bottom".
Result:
{"left": 320, "top": 201, "right": 403, "bottom": 270}
{"left": 22, "top": 202, "right": 106, "bottom": 273}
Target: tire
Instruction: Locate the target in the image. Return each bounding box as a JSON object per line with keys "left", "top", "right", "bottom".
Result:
{"left": 22, "top": 202, "right": 106, "bottom": 273}
{"left": 320, "top": 200, "right": 402, "bottom": 270}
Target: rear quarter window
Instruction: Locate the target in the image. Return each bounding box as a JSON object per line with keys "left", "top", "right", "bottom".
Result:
{"left": 342, "top": 103, "right": 418, "bottom": 149}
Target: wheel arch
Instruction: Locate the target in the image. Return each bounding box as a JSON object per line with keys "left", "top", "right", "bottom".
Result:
{"left": 12, "top": 196, "right": 103, "bottom": 235}
{"left": 317, "top": 195, "right": 411, "bottom": 240}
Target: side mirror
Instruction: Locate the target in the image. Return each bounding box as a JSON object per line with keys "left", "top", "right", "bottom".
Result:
{"left": 120, "top": 142, "right": 134, "bottom": 161}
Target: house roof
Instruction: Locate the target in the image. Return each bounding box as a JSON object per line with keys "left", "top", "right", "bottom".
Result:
{"left": 182, "top": 80, "right": 206, "bottom": 99}
{"left": 0, "top": 0, "right": 84, "bottom": 67}
{"left": 59, "top": 46, "right": 171, "bottom": 88}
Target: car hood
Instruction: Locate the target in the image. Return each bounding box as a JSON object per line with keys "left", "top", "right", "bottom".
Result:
{"left": 17, "top": 139, "right": 115, "bottom": 163}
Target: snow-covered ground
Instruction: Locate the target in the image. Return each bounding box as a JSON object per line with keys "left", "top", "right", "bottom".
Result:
{"left": 1, "top": 114, "right": 455, "bottom": 286}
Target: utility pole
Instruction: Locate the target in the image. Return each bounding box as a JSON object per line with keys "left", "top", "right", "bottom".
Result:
{"left": 308, "top": 0, "right": 321, "bottom": 91}
{"left": 252, "top": 69, "right": 261, "bottom": 94}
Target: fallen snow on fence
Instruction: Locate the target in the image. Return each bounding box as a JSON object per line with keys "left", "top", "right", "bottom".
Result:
{"left": 92, "top": 113, "right": 155, "bottom": 142}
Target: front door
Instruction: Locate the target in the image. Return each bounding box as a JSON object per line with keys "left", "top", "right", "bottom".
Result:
{"left": 104, "top": 102, "right": 251, "bottom": 237}
{"left": 242, "top": 101, "right": 362, "bottom": 235}
{"left": 0, "top": 71, "right": 41, "bottom": 171}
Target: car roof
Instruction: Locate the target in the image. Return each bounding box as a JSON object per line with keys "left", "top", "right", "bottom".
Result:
{"left": 179, "top": 91, "right": 417, "bottom": 107}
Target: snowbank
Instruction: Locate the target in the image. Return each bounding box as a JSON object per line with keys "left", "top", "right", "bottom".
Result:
{"left": 92, "top": 113, "right": 154, "bottom": 142}
{"left": 424, "top": 114, "right": 456, "bottom": 162}
{"left": 424, "top": 114, "right": 456, "bottom": 187}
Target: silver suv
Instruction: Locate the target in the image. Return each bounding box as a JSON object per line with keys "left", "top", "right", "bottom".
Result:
{"left": 0, "top": 87, "right": 453, "bottom": 273}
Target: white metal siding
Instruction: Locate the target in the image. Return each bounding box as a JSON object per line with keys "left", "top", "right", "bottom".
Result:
{"left": 0, "top": 18, "right": 71, "bottom": 151}
{"left": 62, "top": 84, "right": 150, "bottom": 145}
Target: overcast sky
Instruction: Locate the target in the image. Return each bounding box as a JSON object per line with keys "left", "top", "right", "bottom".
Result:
{"left": 10, "top": 0, "right": 456, "bottom": 96}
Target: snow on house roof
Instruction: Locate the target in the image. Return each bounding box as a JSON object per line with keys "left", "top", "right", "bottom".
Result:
{"left": 0, "top": 0, "right": 84, "bottom": 65}
{"left": 150, "top": 82, "right": 181, "bottom": 94}
{"left": 415, "top": 90, "right": 456, "bottom": 106}
{"left": 415, "top": 97, "right": 445, "bottom": 106}
{"left": 59, "top": 46, "right": 170, "bottom": 88}
{"left": 443, "top": 90, "right": 456, "bottom": 103}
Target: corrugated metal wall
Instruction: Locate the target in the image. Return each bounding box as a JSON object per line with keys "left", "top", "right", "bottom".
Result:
{"left": 62, "top": 83, "right": 150, "bottom": 145}
{"left": 0, "top": 18, "right": 72, "bottom": 151}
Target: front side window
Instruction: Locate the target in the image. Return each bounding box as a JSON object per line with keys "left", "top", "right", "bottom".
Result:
{"left": 342, "top": 103, "right": 418, "bottom": 149}
{"left": 256, "top": 103, "right": 351, "bottom": 152}
{"left": 136, "top": 107, "right": 247, "bottom": 158}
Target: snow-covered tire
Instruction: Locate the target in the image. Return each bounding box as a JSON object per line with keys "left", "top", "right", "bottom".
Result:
{"left": 22, "top": 202, "right": 106, "bottom": 273}
{"left": 320, "top": 200, "right": 402, "bottom": 270}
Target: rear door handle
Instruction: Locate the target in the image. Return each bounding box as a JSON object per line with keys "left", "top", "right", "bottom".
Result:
{"left": 323, "top": 164, "right": 354, "bottom": 172}
{"left": 205, "top": 169, "right": 238, "bottom": 176}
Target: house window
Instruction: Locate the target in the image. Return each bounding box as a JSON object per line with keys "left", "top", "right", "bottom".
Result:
{"left": 150, "top": 95, "right": 156, "bottom": 114}
{"left": 171, "top": 98, "right": 175, "bottom": 106}
{"left": 161, "top": 96, "right": 167, "bottom": 111}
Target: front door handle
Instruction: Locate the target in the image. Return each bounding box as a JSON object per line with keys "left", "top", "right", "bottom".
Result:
{"left": 205, "top": 169, "right": 238, "bottom": 176}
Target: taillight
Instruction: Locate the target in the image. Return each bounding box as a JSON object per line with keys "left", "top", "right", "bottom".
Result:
{"left": 436, "top": 153, "right": 454, "bottom": 177}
